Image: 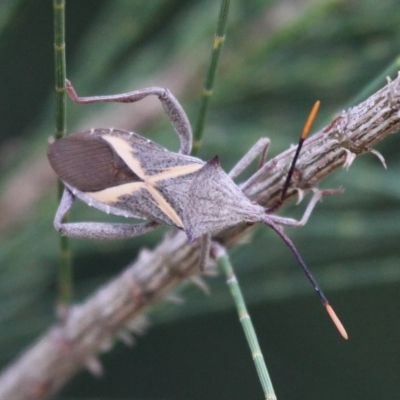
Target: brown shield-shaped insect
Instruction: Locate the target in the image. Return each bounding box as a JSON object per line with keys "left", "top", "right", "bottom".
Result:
{"left": 47, "top": 80, "right": 347, "bottom": 339}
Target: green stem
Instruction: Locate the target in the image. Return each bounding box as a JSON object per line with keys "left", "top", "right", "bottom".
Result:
{"left": 192, "top": 0, "right": 230, "bottom": 155}
{"left": 217, "top": 248, "right": 277, "bottom": 400}
{"left": 53, "top": 0, "right": 72, "bottom": 313}
{"left": 54, "top": 0, "right": 66, "bottom": 141}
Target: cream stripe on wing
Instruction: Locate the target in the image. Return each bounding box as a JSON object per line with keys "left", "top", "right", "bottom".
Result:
{"left": 87, "top": 181, "right": 183, "bottom": 227}
{"left": 102, "top": 135, "right": 145, "bottom": 178}
{"left": 87, "top": 182, "right": 146, "bottom": 203}
{"left": 147, "top": 163, "right": 203, "bottom": 183}
{"left": 97, "top": 134, "right": 192, "bottom": 228}
{"left": 145, "top": 184, "right": 184, "bottom": 228}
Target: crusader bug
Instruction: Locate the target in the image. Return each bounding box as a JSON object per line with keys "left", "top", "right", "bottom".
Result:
{"left": 47, "top": 79, "right": 347, "bottom": 339}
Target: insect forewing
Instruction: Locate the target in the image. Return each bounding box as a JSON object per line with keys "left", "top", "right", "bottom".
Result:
{"left": 48, "top": 129, "right": 204, "bottom": 227}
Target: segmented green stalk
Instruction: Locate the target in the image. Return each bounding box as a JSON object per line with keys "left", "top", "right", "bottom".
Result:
{"left": 53, "top": 0, "right": 72, "bottom": 314}
{"left": 195, "top": 2, "right": 277, "bottom": 395}
{"left": 192, "top": 0, "right": 230, "bottom": 154}
{"left": 217, "top": 249, "right": 277, "bottom": 400}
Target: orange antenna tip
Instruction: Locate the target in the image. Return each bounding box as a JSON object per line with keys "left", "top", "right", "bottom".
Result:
{"left": 274, "top": 100, "right": 321, "bottom": 207}
{"left": 301, "top": 100, "right": 321, "bottom": 139}
{"left": 326, "top": 304, "right": 348, "bottom": 340}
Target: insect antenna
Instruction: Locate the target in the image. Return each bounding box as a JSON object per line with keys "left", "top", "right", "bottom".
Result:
{"left": 262, "top": 217, "right": 348, "bottom": 339}
{"left": 268, "top": 100, "right": 320, "bottom": 213}
{"left": 263, "top": 101, "right": 347, "bottom": 338}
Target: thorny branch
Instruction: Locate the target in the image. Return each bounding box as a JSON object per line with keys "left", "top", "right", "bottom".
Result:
{"left": 1, "top": 74, "right": 400, "bottom": 400}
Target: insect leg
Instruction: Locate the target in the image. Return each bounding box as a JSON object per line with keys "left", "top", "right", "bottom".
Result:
{"left": 65, "top": 79, "right": 192, "bottom": 155}
{"left": 198, "top": 233, "right": 211, "bottom": 271}
{"left": 54, "top": 188, "right": 159, "bottom": 240}
{"left": 228, "top": 138, "right": 270, "bottom": 179}
{"left": 265, "top": 188, "right": 343, "bottom": 228}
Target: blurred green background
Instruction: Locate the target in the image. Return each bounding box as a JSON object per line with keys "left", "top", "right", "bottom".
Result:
{"left": 1, "top": 0, "right": 400, "bottom": 399}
